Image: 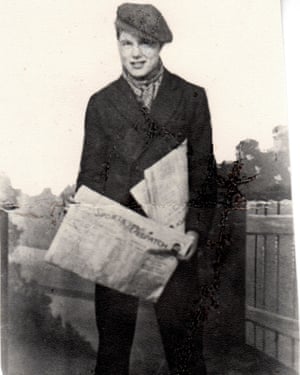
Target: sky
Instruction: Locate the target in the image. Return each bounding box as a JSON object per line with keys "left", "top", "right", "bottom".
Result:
{"left": 0, "top": 0, "right": 288, "bottom": 195}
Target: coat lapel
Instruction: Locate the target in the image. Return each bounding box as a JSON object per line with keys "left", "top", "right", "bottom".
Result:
{"left": 106, "top": 69, "right": 183, "bottom": 162}
{"left": 150, "top": 69, "right": 182, "bottom": 126}
{"left": 108, "top": 75, "right": 146, "bottom": 131}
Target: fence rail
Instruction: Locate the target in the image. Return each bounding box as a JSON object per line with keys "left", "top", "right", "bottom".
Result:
{"left": 245, "top": 200, "right": 298, "bottom": 371}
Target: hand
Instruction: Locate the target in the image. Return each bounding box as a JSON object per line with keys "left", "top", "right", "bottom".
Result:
{"left": 63, "top": 195, "right": 78, "bottom": 214}
{"left": 147, "top": 231, "right": 199, "bottom": 262}
{"left": 176, "top": 230, "right": 199, "bottom": 262}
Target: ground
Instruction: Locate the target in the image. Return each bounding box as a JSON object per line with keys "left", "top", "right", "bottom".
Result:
{"left": 7, "top": 333, "right": 298, "bottom": 375}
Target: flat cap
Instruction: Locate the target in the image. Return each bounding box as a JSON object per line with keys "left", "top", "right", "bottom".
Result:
{"left": 116, "top": 3, "right": 173, "bottom": 43}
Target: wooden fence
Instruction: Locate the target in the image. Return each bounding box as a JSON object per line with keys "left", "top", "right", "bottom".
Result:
{"left": 245, "top": 200, "right": 298, "bottom": 371}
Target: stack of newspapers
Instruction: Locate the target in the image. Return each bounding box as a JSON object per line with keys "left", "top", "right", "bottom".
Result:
{"left": 45, "top": 140, "right": 194, "bottom": 302}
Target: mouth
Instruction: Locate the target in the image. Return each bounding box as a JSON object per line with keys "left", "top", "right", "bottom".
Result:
{"left": 130, "top": 61, "right": 146, "bottom": 69}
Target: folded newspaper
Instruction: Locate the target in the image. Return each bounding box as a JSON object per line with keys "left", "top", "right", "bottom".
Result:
{"left": 45, "top": 141, "right": 191, "bottom": 302}
{"left": 131, "top": 139, "right": 188, "bottom": 231}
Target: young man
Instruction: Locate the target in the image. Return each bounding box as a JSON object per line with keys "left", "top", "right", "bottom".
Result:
{"left": 76, "top": 3, "right": 217, "bottom": 374}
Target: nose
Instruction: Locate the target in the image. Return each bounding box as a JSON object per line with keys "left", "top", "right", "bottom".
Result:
{"left": 131, "top": 44, "right": 142, "bottom": 59}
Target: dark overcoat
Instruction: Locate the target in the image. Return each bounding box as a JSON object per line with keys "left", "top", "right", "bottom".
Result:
{"left": 76, "top": 68, "right": 217, "bottom": 237}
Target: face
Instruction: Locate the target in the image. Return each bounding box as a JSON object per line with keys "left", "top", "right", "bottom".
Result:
{"left": 118, "top": 31, "right": 161, "bottom": 79}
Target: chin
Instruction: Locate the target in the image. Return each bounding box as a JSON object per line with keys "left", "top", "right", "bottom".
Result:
{"left": 128, "top": 69, "right": 149, "bottom": 79}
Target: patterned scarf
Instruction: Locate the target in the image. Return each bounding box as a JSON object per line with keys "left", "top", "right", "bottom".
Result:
{"left": 123, "top": 61, "right": 164, "bottom": 110}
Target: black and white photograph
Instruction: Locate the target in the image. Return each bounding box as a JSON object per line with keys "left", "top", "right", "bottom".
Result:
{"left": 0, "top": 1, "right": 298, "bottom": 374}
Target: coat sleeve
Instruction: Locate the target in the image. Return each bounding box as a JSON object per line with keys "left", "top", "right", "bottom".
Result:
{"left": 185, "top": 88, "right": 217, "bottom": 242}
{"left": 76, "top": 95, "right": 109, "bottom": 194}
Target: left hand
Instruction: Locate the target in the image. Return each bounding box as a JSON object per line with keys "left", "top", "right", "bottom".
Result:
{"left": 147, "top": 230, "right": 199, "bottom": 262}
{"left": 176, "top": 230, "right": 199, "bottom": 262}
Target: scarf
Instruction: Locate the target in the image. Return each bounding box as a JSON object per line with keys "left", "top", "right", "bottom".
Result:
{"left": 123, "top": 61, "right": 164, "bottom": 110}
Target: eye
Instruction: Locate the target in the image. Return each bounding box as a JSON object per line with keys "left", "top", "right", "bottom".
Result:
{"left": 120, "top": 40, "right": 132, "bottom": 47}
{"left": 140, "top": 38, "right": 155, "bottom": 47}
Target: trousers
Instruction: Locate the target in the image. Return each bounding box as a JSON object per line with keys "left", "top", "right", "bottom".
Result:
{"left": 94, "top": 255, "right": 207, "bottom": 375}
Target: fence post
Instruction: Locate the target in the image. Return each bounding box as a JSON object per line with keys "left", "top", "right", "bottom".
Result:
{"left": 0, "top": 209, "right": 9, "bottom": 375}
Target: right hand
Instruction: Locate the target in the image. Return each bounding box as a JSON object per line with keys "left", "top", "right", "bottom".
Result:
{"left": 63, "top": 195, "right": 78, "bottom": 214}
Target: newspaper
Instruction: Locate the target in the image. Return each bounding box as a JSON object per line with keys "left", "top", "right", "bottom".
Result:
{"left": 131, "top": 139, "right": 188, "bottom": 232}
{"left": 45, "top": 186, "right": 193, "bottom": 302}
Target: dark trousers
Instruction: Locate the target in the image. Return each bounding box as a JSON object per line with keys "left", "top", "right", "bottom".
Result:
{"left": 94, "top": 256, "right": 206, "bottom": 375}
